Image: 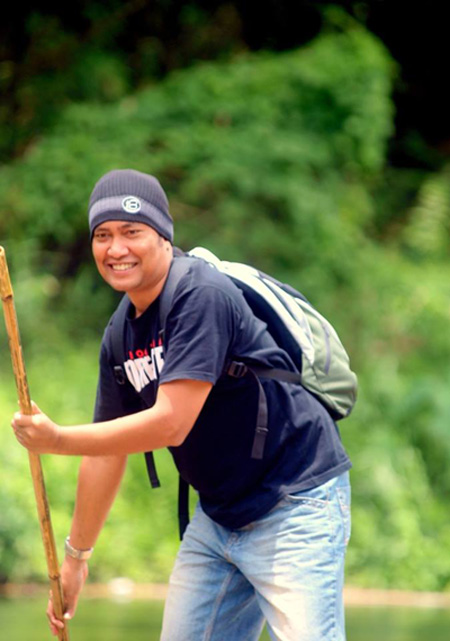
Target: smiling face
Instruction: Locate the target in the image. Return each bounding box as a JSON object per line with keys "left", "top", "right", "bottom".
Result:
{"left": 92, "top": 220, "right": 173, "bottom": 315}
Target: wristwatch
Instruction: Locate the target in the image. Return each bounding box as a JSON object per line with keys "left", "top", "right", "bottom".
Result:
{"left": 64, "top": 536, "right": 94, "bottom": 561}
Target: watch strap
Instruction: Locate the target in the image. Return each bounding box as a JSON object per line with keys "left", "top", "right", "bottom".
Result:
{"left": 64, "top": 536, "right": 94, "bottom": 561}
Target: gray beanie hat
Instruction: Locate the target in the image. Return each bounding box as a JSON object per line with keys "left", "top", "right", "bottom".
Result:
{"left": 88, "top": 169, "right": 173, "bottom": 242}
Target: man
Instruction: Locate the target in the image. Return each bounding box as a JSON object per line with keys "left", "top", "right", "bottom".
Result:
{"left": 12, "top": 169, "right": 352, "bottom": 641}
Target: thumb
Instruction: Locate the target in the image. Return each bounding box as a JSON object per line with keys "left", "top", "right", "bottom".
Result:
{"left": 64, "top": 600, "right": 78, "bottom": 620}
{"left": 31, "top": 400, "right": 42, "bottom": 415}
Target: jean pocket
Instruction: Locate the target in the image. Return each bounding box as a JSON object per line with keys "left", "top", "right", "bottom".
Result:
{"left": 336, "top": 486, "right": 351, "bottom": 546}
{"left": 285, "top": 487, "right": 329, "bottom": 511}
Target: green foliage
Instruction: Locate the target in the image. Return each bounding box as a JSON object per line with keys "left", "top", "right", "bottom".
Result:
{"left": 401, "top": 166, "right": 450, "bottom": 260}
{"left": 0, "top": 2, "right": 244, "bottom": 161}
{"left": 0, "top": 25, "right": 394, "bottom": 317}
{"left": 1, "top": 23, "right": 450, "bottom": 592}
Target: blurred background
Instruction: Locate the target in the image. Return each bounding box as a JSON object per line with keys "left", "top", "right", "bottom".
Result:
{"left": 1, "top": 0, "right": 450, "bottom": 605}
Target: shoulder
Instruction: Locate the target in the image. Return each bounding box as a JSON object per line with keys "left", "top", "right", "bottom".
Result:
{"left": 173, "top": 256, "right": 243, "bottom": 303}
{"left": 161, "top": 257, "right": 246, "bottom": 338}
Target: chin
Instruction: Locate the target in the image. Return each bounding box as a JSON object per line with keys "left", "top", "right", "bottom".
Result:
{"left": 102, "top": 275, "right": 132, "bottom": 292}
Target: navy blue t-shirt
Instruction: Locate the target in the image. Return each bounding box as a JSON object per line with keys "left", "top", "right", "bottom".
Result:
{"left": 94, "top": 259, "right": 351, "bottom": 529}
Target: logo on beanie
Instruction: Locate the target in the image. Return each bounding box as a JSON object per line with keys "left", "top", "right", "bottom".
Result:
{"left": 122, "top": 196, "right": 142, "bottom": 214}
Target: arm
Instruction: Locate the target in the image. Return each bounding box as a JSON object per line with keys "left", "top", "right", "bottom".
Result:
{"left": 12, "top": 379, "right": 213, "bottom": 456}
{"left": 47, "top": 454, "right": 127, "bottom": 635}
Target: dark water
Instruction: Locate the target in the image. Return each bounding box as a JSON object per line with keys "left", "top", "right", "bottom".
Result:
{"left": 1, "top": 597, "right": 450, "bottom": 640}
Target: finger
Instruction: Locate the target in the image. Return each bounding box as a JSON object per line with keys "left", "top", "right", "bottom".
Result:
{"left": 49, "top": 618, "right": 65, "bottom": 633}
{"left": 12, "top": 411, "right": 32, "bottom": 428}
{"left": 63, "top": 599, "right": 77, "bottom": 621}
{"left": 11, "top": 424, "right": 24, "bottom": 444}
{"left": 11, "top": 420, "right": 24, "bottom": 436}
{"left": 47, "top": 599, "right": 65, "bottom": 630}
{"left": 51, "top": 619, "right": 65, "bottom": 630}
{"left": 50, "top": 620, "right": 64, "bottom": 636}
{"left": 47, "top": 614, "right": 64, "bottom": 635}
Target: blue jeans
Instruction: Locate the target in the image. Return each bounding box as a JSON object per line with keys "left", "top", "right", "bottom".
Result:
{"left": 160, "top": 472, "right": 351, "bottom": 641}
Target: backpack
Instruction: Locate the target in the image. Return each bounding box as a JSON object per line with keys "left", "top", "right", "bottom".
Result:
{"left": 108, "top": 247, "right": 358, "bottom": 536}
{"left": 183, "top": 247, "right": 358, "bottom": 419}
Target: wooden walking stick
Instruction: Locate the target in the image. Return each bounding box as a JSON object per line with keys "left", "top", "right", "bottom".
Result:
{"left": 0, "top": 246, "right": 69, "bottom": 641}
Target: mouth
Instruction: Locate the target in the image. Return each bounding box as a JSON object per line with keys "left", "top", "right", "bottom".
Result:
{"left": 108, "top": 262, "right": 138, "bottom": 272}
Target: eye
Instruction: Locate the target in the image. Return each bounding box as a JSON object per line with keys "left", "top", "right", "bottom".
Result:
{"left": 93, "top": 231, "right": 109, "bottom": 241}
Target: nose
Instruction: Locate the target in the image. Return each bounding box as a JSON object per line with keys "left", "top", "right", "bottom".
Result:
{"left": 107, "top": 235, "right": 129, "bottom": 258}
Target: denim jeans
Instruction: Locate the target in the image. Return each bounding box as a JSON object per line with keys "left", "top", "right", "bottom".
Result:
{"left": 160, "top": 471, "right": 351, "bottom": 641}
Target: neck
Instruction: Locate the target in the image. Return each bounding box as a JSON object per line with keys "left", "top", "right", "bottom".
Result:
{"left": 131, "top": 277, "right": 168, "bottom": 318}
{"left": 129, "top": 251, "right": 173, "bottom": 318}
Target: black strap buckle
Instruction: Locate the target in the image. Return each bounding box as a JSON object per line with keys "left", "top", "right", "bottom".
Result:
{"left": 227, "top": 361, "right": 248, "bottom": 378}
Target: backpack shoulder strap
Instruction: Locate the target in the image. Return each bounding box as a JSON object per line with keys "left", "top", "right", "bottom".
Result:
{"left": 107, "top": 294, "right": 162, "bottom": 489}
{"left": 159, "top": 255, "right": 196, "bottom": 538}
{"left": 178, "top": 477, "right": 190, "bottom": 540}
{"left": 158, "top": 256, "right": 195, "bottom": 331}
{"left": 108, "top": 294, "right": 131, "bottom": 386}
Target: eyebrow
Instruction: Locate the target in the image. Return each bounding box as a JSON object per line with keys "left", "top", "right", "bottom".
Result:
{"left": 118, "top": 222, "right": 142, "bottom": 229}
{"left": 95, "top": 222, "right": 144, "bottom": 231}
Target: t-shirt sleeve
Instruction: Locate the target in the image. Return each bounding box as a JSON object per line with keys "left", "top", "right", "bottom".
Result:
{"left": 159, "top": 284, "right": 240, "bottom": 385}
{"left": 93, "top": 336, "right": 142, "bottom": 421}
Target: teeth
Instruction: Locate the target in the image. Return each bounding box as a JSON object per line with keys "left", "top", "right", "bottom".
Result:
{"left": 111, "top": 263, "right": 135, "bottom": 271}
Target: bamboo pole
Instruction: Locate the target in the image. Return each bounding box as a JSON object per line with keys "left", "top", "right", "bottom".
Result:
{"left": 0, "top": 246, "right": 69, "bottom": 641}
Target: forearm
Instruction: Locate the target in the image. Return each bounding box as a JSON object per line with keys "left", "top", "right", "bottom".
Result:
{"left": 46, "top": 455, "right": 127, "bottom": 634}
{"left": 68, "top": 455, "right": 128, "bottom": 549}
{"left": 12, "top": 380, "right": 212, "bottom": 457}
{"left": 56, "top": 404, "right": 178, "bottom": 457}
